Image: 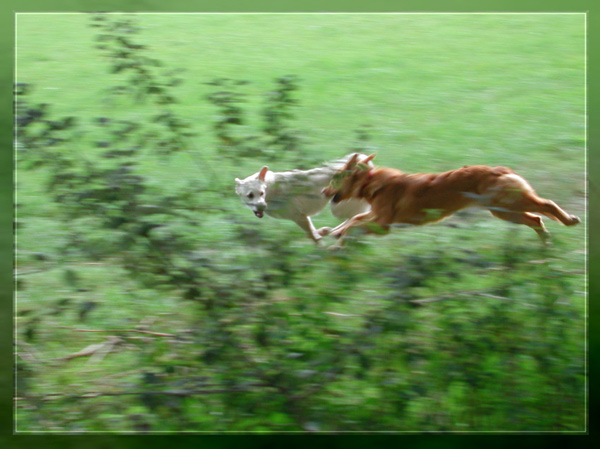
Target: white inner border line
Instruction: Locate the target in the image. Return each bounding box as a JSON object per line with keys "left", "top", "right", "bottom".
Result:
{"left": 13, "top": 11, "right": 588, "bottom": 435}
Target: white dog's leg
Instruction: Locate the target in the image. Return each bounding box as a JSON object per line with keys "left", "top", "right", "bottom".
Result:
{"left": 293, "top": 216, "right": 324, "bottom": 244}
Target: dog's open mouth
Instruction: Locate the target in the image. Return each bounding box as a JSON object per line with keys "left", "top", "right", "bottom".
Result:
{"left": 254, "top": 210, "right": 264, "bottom": 218}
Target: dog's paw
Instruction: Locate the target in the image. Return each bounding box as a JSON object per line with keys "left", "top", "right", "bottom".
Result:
{"left": 568, "top": 215, "right": 581, "bottom": 226}
{"left": 541, "top": 235, "right": 553, "bottom": 246}
{"left": 331, "top": 229, "right": 346, "bottom": 239}
{"left": 317, "top": 226, "right": 332, "bottom": 237}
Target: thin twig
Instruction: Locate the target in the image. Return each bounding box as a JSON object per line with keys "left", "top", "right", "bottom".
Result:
{"left": 409, "top": 290, "right": 511, "bottom": 305}
{"left": 409, "top": 290, "right": 483, "bottom": 305}
{"left": 87, "top": 337, "right": 121, "bottom": 365}
{"left": 59, "top": 336, "right": 123, "bottom": 361}
{"left": 323, "top": 312, "right": 358, "bottom": 318}
{"left": 14, "top": 383, "right": 270, "bottom": 403}
{"left": 57, "top": 326, "right": 176, "bottom": 337}
{"left": 15, "top": 340, "right": 44, "bottom": 364}
{"left": 477, "top": 293, "right": 511, "bottom": 301}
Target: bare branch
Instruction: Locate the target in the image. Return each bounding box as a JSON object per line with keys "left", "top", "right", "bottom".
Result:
{"left": 14, "top": 383, "right": 271, "bottom": 403}
{"left": 409, "top": 290, "right": 511, "bottom": 305}
{"left": 57, "top": 326, "right": 176, "bottom": 337}
{"left": 323, "top": 311, "right": 358, "bottom": 318}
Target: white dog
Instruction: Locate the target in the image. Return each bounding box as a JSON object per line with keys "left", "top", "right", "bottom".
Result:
{"left": 235, "top": 153, "right": 372, "bottom": 243}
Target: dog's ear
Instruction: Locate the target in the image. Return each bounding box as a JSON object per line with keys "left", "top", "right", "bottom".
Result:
{"left": 361, "top": 153, "right": 376, "bottom": 165}
{"left": 235, "top": 177, "right": 241, "bottom": 184}
{"left": 258, "top": 166, "right": 269, "bottom": 181}
{"left": 344, "top": 153, "right": 360, "bottom": 170}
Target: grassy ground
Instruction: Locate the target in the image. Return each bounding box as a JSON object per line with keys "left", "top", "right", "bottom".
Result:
{"left": 15, "top": 13, "right": 586, "bottom": 432}
{"left": 16, "top": 13, "right": 586, "bottom": 210}
{"left": 16, "top": 12, "right": 586, "bottom": 277}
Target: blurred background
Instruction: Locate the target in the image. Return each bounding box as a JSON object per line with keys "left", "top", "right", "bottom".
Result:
{"left": 15, "top": 13, "right": 586, "bottom": 432}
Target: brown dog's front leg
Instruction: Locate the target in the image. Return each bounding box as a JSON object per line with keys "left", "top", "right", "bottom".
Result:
{"left": 331, "top": 211, "right": 376, "bottom": 239}
{"left": 318, "top": 217, "right": 352, "bottom": 238}
{"left": 316, "top": 226, "right": 334, "bottom": 237}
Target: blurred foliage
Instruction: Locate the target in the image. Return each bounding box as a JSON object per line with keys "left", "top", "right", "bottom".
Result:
{"left": 204, "top": 74, "right": 318, "bottom": 169}
{"left": 14, "top": 14, "right": 585, "bottom": 432}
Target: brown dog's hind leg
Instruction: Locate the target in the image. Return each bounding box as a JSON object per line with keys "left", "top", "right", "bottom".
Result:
{"left": 531, "top": 198, "right": 581, "bottom": 226}
{"left": 490, "top": 210, "right": 551, "bottom": 243}
{"left": 490, "top": 175, "right": 580, "bottom": 227}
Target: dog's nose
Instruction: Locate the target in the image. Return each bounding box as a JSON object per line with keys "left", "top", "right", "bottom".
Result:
{"left": 332, "top": 193, "right": 341, "bottom": 203}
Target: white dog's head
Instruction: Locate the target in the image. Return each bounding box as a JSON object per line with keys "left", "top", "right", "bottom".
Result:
{"left": 235, "top": 166, "right": 269, "bottom": 218}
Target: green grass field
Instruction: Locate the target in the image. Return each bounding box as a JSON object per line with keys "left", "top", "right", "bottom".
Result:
{"left": 15, "top": 13, "right": 586, "bottom": 432}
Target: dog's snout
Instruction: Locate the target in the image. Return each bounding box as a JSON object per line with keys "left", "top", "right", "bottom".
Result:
{"left": 332, "top": 193, "right": 342, "bottom": 204}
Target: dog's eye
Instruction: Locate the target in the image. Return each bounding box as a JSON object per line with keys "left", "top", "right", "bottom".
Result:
{"left": 260, "top": 192, "right": 264, "bottom": 196}
{"left": 247, "top": 193, "right": 254, "bottom": 199}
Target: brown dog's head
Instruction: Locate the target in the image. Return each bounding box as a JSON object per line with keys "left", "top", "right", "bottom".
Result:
{"left": 322, "top": 153, "right": 376, "bottom": 203}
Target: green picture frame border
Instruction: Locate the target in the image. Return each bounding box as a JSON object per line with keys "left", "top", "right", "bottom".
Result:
{"left": 2, "top": 1, "right": 595, "bottom": 447}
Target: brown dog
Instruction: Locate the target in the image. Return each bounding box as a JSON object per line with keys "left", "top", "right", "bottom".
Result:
{"left": 321, "top": 154, "right": 580, "bottom": 243}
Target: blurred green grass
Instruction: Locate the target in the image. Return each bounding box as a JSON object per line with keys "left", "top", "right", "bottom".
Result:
{"left": 16, "top": 13, "right": 586, "bottom": 251}
{"left": 14, "top": 11, "right": 587, "bottom": 292}
{"left": 16, "top": 14, "right": 584, "bottom": 165}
